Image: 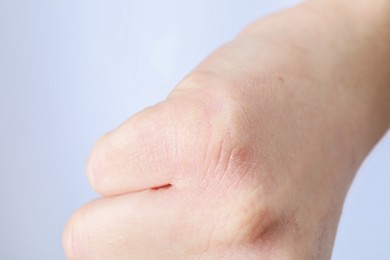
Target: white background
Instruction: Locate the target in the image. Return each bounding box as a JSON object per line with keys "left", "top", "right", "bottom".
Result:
{"left": 0, "top": 1, "right": 389, "bottom": 259}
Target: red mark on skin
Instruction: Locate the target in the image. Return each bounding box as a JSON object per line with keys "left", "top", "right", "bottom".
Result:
{"left": 150, "top": 184, "right": 172, "bottom": 190}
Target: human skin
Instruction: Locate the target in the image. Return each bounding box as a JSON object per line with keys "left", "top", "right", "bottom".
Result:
{"left": 63, "top": 0, "right": 390, "bottom": 259}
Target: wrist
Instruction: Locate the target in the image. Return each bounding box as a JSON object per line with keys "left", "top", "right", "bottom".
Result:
{"left": 240, "top": 1, "right": 389, "bottom": 168}
{"left": 308, "top": 0, "right": 390, "bottom": 36}
{"left": 307, "top": 0, "right": 390, "bottom": 131}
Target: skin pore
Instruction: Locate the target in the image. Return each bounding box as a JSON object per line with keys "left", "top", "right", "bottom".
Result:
{"left": 63, "top": 0, "right": 390, "bottom": 259}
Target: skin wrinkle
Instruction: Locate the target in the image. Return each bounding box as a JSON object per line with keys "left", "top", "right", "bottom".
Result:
{"left": 226, "top": 165, "right": 255, "bottom": 195}
{"left": 311, "top": 221, "right": 327, "bottom": 260}
{"left": 195, "top": 96, "right": 219, "bottom": 183}
{"left": 205, "top": 202, "right": 229, "bottom": 251}
{"left": 177, "top": 91, "right": 225, "bottom": 186}
{"left": 218, "top": 148, "right": 251, "bottom": 193}
{"left": 197, "top": 135, "right": 221, "bottom": 187}
{"left": 213, "top": 138, "right": 226, "bottom": 179}
{"left": 216, "top": 142, "right": 233, "bottom": 184}
{"left": 69, "top": 204, "right": 94, "bottom": 259}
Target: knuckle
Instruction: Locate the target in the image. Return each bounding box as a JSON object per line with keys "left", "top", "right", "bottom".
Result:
{"left": 175, "top": 77, "right": 256, "bottom": 182}
{"left": 166, "top": 74, "right": 259, "bottom": 188}
{"left": 182, "top": 72, "right": 252, "bottom": 142}
{"left": 219, "top": 190, "right": 277, "bottom": 245}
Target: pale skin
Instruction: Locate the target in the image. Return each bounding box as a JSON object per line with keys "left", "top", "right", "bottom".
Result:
{"left": 63, "top": 0, "right": 390, "bottom": 259}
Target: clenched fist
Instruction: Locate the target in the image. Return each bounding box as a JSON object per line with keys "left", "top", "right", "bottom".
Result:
{"left": 63, "top": 1, "right": 390, "bottom": 259}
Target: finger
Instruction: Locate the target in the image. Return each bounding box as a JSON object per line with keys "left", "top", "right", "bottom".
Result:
{"left": 86, "top": 97, "right": 214, "bottom": 197}
{"left": 62, "top": 189, "right": 209, "bottom": 260}
{"left": 86, "top": 103, "right": 172, "bottom": 196}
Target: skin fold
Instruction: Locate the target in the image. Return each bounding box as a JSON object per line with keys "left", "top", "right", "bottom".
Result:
{"left": 63, "top": 1, "right": 390, "bottom": 259}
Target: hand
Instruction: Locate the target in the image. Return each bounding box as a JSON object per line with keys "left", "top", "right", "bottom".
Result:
{"left": 63, "top": 2, "right": 390, "bottom": 259}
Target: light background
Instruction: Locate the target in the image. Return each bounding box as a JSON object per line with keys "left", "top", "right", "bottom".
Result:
{"left": 0, "top": 1, "right": 389, "bottom": 259}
